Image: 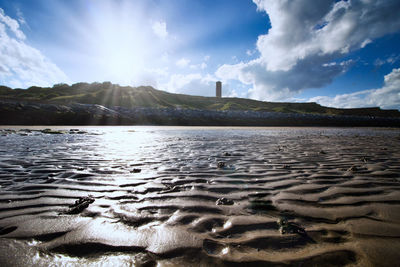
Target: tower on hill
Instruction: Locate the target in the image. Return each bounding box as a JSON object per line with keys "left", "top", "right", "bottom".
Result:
{"left": 216, "top": 81, "right": 222, "bottom": 98}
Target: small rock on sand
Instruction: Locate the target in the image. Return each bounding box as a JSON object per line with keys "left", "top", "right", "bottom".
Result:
{"left": 66, "top": 196, "right": 95, "bottom": 214}
{"left": 217, "top": 162, "right": 226, "bottom": 168}
{"left": 277, "top": 217, "right": 305, "bottom": 235}
{"left": 41, "top": 129, "right": 64, "bottom": 134}
{"left": 216, "top": 198, "right": 234, "bottom": 205}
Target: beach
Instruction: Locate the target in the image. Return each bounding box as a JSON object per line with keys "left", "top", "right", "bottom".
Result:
{"left": 0, "top": 126, "right": 399, "bottom": 266}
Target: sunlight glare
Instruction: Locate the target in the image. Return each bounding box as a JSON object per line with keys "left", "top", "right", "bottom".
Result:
{"left": 84, "top": 1, "right": 156, "bottom": 85}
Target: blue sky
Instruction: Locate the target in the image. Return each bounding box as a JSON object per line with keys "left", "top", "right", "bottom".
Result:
{"left": 1, "top": 0, "right": 400, "bottom": 110}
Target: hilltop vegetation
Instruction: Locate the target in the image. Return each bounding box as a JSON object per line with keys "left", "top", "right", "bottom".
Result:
{"left": 0, "top": 82, "right": 399, "bottom": 117}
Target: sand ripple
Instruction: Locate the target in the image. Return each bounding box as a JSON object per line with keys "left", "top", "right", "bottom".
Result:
{"left": 0, "top": 127, "right": 400, "bottom": 266}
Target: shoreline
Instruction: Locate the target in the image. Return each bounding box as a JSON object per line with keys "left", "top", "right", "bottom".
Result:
{"left": 1, "top": 125, "right": 400, "bottom": 131}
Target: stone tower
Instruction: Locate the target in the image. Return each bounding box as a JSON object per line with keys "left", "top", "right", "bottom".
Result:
{"left": 216, "top": 81, "right": 222, "bottom": 98}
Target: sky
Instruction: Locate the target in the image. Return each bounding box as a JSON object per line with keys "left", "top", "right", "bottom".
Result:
{"left": 1, "top": 0, "right": 400, "bottom": 110}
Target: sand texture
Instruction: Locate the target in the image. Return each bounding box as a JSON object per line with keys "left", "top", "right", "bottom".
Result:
{"left": 0, "top": 126, "right": 399, "bottom": 266}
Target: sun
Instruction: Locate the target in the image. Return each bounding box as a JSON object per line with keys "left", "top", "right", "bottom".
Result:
{"left": 82, "top": 1, "right": 154, "bottom": 85}
{"left": 97, "top": 24, "right": 146, "bottom": 85}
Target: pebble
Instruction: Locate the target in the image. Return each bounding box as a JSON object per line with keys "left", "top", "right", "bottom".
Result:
{"left": 66, "top": 196, "right": 95, "bottom": 214}
{"left": 217, "top": 162, "right": 226, "bottom": 168}
{"left": 216, "top": 197, "right": 234, "bottom": 205}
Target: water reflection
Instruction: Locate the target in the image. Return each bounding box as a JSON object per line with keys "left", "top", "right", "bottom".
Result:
{"left": 0, "top": 127, "right": 399, "bottom": 266}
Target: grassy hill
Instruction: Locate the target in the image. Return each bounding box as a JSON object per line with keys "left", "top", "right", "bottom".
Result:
{"left": 1, "top": 82, "right": 399, "bottom": 117}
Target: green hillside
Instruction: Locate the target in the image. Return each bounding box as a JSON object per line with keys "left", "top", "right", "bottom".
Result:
{"left": 0, "top": 82, "right": 399, "bottom": 117}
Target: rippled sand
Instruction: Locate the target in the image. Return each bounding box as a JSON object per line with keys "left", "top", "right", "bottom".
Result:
{"left": 0, "top": 126, "right": 400, "bottom": 266}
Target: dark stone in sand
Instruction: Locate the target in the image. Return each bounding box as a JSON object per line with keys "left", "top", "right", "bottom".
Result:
{"left": 223, "top": 152, "right": 232, "bottom": 156}
{"left": 217, "top": 162, "right": 226, "bottom": 168}
{"left": 41, "top": 129, "right": 64, "bottom": 134}
{"left": 131, "top": 168, "right": 142, "bottom": 173}
{"left": 277, "top": 217, "right": 306, "bottom": 235}
{"left": 69, "top": 129, "right": 87, "bottom": 134}
{"left": 66, "top": 196, "right": 95, "bottom": 214}
{"left": 216, "top": 197, "right": 234, "bottom": 205}
{"left": 319, "top": 150, "right": 326, "bottom": 154}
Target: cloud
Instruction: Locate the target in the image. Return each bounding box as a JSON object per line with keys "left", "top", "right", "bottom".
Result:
{"left": 309, "top": 68, "right": 400, "bottom": 109}
{"left": 225, "top": 88, "right": 238, "bottom": 98}
{"left": 152, "top": 21, "right": 168, "bottom": 39}
{"left": 0, "top": 8, "right": 25, "bottom": 40}
{"left": 164, "top": 73, "right": 216, "bottom": 96}
{"left": 374, "top": 54, "right": 400, "bottom": 67}
{"left": 0, "top": 8, "right": 68, "bottom": 88}
{"left": 16, "top": 8, "right": 27, "bottom": 26}
{"left": 176, "top": 58, "right": 190, "bottom": 68}
{"left": 135, "top": 67, "right": 170, "bottom": 88}
{"left": 246, "top": 49, "right": 255, "bottom": 56}
{"left": 217, "top": 0, "right": 400, "bottom": 101}
{"left": 189, "top": 62, "right": 207, "bottom": 70}
{"left": 217, "top": 57, "right": 352, "bottom": 101}
{"left": 254, "top": 0, "right": 400, "bottom": 71}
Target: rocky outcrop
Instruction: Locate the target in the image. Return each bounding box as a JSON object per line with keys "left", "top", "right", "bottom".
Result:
{"left": 0, "top": 100, "right": 133, "bottom": 125}
{"left": 0, "top": 99, "right": 399, "bottom": 127}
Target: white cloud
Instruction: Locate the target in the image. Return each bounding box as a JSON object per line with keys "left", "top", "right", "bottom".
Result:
{"left": 189, "top": 62, "right": 207, "bottom": 70}
{"left": 217, "top": 57, "right": 352, "bottom": 101}
{"left": 217, "top": 0, "right": 400, "bottom": 102}
{"left": 225, "top": 88, "right": 238, "bottom": 98}
{"left": 246, "top": 49, "right": 255, "bottom": 56}
{"left": 0, "top": 8, "right": 68, "bottom": 88}
{"left": 254, "top": 0, "right": 400, "bottom": 71}
{"left": 16, "top": 8, "right": 26, "bottom": 26}
{"left": 0, "top": 8, "right": 25, "bottom": 40}
{"left": 164, "top": 73, "right": 216, "bottom": 96}
{"left": 187, "top": 56, "right": 209, "bottom": 70}
{"left": 176, "top": 58, "right": 190, "bottom": 68}
{"left": 152, "top": 21, "right": 168, "bottom": 39}
{"left": 374, "top": 54, "right": 400, "bottom": 67}
{"left": 309, "top": 68, "right": 400, "bottom": 109}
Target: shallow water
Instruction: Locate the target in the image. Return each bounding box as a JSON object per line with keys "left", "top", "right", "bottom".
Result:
{"left": 0, "top": 126, "right": 400, "bottom": 266}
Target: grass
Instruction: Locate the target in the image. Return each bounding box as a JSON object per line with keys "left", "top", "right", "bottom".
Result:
{"left": 1, "top": 82, "right": 399, "bottom": 117}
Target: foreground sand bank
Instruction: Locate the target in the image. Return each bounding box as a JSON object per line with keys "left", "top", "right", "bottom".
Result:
{"left": 0, "top": 127, "right": 399, "bottom": 266}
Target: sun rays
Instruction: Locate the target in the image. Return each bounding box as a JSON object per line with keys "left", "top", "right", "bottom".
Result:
{"left": 76, "top": 1, "right": 167, "bottom": 86}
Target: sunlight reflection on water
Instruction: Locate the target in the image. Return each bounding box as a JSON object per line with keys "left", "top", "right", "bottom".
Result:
{"left": 1, "top": 126, "right": 400, "bottom": 266}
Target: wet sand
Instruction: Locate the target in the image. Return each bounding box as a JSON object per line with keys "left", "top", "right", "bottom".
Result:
{"left": 0, "top": 126, "right": 399, "bottom": 266}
